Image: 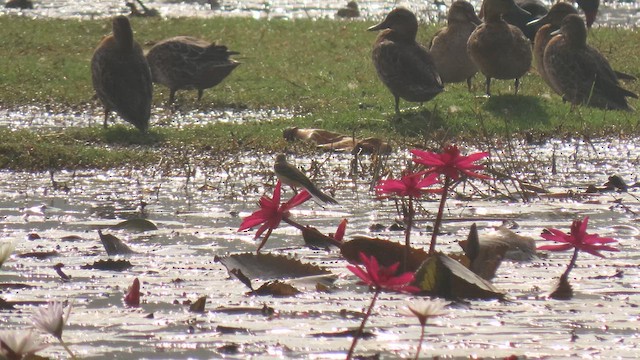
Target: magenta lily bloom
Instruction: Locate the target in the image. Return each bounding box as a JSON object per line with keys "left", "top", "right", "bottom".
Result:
{"left": 238, "top": 181, "right": 311, "bottom": 252}
{"left": 538, "top": 216, "right": 619, "bottom": 258}
{"left": 330, "top": 219, "right": 348, "bottom": 242}
{"left": 347, "top": 252, "right": 420, "bottom": 293}
{"left": 411, "top": 145, "right": 490, "bottom": 180}
{"left": 376, "top": 171, "right": 441, "bottom": 198}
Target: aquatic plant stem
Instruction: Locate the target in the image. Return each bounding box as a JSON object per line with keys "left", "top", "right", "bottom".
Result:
{"left": 59, "top": 339, "right": 77, "bottom": 359}
{"left": 283, "top": 217, "right": 306, "bottom": 232}
{"left": 414, "top": 323, "right": 426, "bottom": 360}
{"left": 403, "top": 196, "right": 414, "bottom": 272}
{"left": 346, "top": 288, "right": 380, "bottom": 360}
{"left": 255, "top": 228, "right": 274, "bottom": 254}
{"left": 429, "top": 176, "right": 451, "bottom": 254}
{"left": 561, "top": 247, "right": 580, "bottom": 279}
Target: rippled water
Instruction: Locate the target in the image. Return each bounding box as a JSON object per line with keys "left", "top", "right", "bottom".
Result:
{"left": 1, "top": 0, "right": 640, "bottom": 358}
{"left": 1, "top": 138, "right": 639, "bottom": 358}
{"left": 2, "top": 0, "right": 640, "bottom": 26}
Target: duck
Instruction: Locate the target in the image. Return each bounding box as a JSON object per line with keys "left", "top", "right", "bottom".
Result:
{"left": 368, "top": 7, "right": 443, "bottom": 114}
{"left": 480, "top": 0, "right": 546, "bottom": 41}
{"left": 336, "top": 1, "right": 360, "bottom": 18}
{"left": 529, "top": 2, "right": 635, "bottom": 89}
{"left": 5, "top": 0, "right": 32, "bottom": 9}
{"left": 146, "top": 36, "right": 240, "bottom": 103}
{"left": 528, "top": 2, "right": 578, "bottom": 93}
{"left": 126, "top": 0, "right": 159, "bottom": 17}
{"left": 429, "top": 0, "right": 482, "bottom": 91}
{"left": 575, "top": 0, "right": 599, "bottom": 28}
{"left": 91, "top": 16, "right": 153, "bottom": 131}
{"left": 543, "top": 14, "right": 637, "bottom": 111}
{"left": 467, "top": 0, "right": 532, "bottom": 96}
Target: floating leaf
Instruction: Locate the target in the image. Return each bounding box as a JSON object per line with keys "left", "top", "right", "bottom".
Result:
{"left": 458, "top": 224, "right": 507, "bottom": 280}
{"left": 81, "top": 259, "right": 133, "bottom": 271}
{"left": 0, "top": 297, "right": 15, "bottom": 310}
{"left": 301, "top": 226, "right": 341, "bottom": 250}
{"left": 110, "top": 218, "right": 158, "bottom": 232}
{"left": 215, "top": 253, "right": 333, "bottom": 280}
{"left": 189, "top": 296, "right": 207, "bottom": 313}
{"left": 310, "top": 329, "right": 375, "bottom": 339}
{"left": 249, "top": 280, "right": 300, "bottom": 296}
{"left": 414, "top": 253, "right": 503, "bottom": 299}
{"left": 53, "top": 263, "right": 72, "bottom": 282}
{"left": 17, "top": 250, "right": 58, "bottom": 259}
{"left": 340, "top": 236, "right": 428, "bottom": 272}
{"left": 0, "top": 283, "right": 34, "bottom": 290}
{"left": 216, "top": 325, "right": 251, "bottom": 335}
{"left": 212, "top": 304, "right": 275, "bottom": 316}
{"left": 99, "top": 230, "right": 136, "bottom": 255}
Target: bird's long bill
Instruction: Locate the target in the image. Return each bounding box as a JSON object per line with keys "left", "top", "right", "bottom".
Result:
{"left": 511, "top": 3, "right": 532, "bottom": 18}
{"left": 367, "top": 20, "right": 388, "bottom": 31}
{"left": 468, "top": 11, "right": 483, "bottom": 26}
{"left": 526, "top": 14, "right": 547, "bottom": 26}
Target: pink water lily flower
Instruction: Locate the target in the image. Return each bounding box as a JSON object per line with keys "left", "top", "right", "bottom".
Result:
{"left": 330, "top": 219, "right": 348, "bottom": 242}
{"left": 347, "top": 252, "right": 420, "bottom": 293}
{"left": 238, "top": 181, "right": 311, "bottom": 252}
{"left": 411, "top": 145, "right": 490, "bottom": 180}
{"left": 376, "top": 171, "right": 441, "bottom": 198}
{"left": 538, "top": 216, "right": 619, "bottom": 258}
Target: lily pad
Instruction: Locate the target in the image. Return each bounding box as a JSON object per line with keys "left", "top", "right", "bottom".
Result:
{"left": 215, "top": 253, "right": 333, "bottom": 281}
{"left": 340, "top": 236, "right": 428, "bottom": 272}
{"left": 189, "top": 296, "right": 207, "bottom": 313}
{"left": 99, "top": 230, "right": 136, "bottom": 255}
{"left": 81, "top": 259, "right": 134, "bottom": 271}
{"left": 249, "top": 280, "right": 301, "bottom": 296}
{"left": 414, "top": 253, "right": 503, "bottom": 300}
{"left": 110, "top": 218, "right": 158, "bottom": 232}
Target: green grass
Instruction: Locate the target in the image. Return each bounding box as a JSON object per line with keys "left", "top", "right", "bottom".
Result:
{"left": 0, "top": 16, "right": 638, "bottom": 171}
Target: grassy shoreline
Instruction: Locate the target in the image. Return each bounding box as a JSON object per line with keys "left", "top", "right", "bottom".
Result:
{"left": 0, "top": 16, "right": 638, "bottom": 171}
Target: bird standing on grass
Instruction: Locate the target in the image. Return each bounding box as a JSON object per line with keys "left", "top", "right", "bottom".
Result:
{"left": 368, "top": 7, "right": 443, "bottom": 114}
{"left": 429, "top": 0, "right": 482, "bottom": 91}
{"left": 274, "top": 154, "right": 338, "bottom": 205}
{"left": 146, "top": 36, "right": 240, "bottom": 104}
{"left": 467, "top": 0, "right": 532, "bottom": 96}
{"left": 91, "top": 16, "right": 152, "bottom": 132}
{"left": 543, "top": 14, "right": 637, "bottom": 111}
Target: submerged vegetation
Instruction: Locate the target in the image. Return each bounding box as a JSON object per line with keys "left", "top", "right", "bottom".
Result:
{"left": 0, "top": 16, "right": 639, "bottom": 170}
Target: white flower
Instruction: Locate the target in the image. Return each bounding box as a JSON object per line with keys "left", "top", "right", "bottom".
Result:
{"left": 0, "top": 330, "right": 48, "bottom": 359}
{"left": 400, "top": 299, "right": 449, "bottom": 326}
{"left": 32, "top": 301, "right": 72, "bottom": 340}
{"left": 0, "top": 242, "right": 14, "bottom": 268}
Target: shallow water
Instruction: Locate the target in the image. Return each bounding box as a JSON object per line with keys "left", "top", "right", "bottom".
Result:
{"left": 1, "top": 0, "right": 640, "bottom": 358}
{"left": 2, "top": 0, "right": 640, "bottom": 27}
{"left": 1, "top": 138, "right": 639, "bottom": 359}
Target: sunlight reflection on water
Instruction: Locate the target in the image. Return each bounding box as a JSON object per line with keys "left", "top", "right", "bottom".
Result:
{"left": 0, "top": 138, "right": 638, "bottom": 358}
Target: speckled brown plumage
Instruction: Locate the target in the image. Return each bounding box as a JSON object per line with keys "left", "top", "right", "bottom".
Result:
{"left": 529, "top": 2, "right": 578, "bottom": 93}
{"left": 146, "top": 36, "right": 240, "bottom": 103}
{"left": 544, "top": 14, "right": 637, "bottom": 111}
{"left": 429, "top": 1, "right": 481, "bottom": 91}
{"left": 91, "top": 16, "right": 152, "bottom": 131}
{"left": 468, "top": 0, "right": 532, "bottom": 96}
{"left": 368, "top": 7, "right": 443, "bottom": 114}
{"left": 5, "top": 0, "right": 32, "bottom": 9}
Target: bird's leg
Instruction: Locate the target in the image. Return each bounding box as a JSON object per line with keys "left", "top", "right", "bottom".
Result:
{"left": 103, "top": 107, "right": 110, "bottom": 128}
{"left": 169, "top": 89, "right": 177, "bottom": 104}
{"left": 197, "top": 89, "right": 204, "bottom": 101}
{"left": 394, "top": 95, "right": 400, "bottom": 114}
{"left": 514, "top": 78, "right": 520, "bottom": 95}
{"left": 466, "top": 76, "right": 473, "bottom": 92}
{"left": 485, "top": 76, "right": 491, "bottom": 96}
